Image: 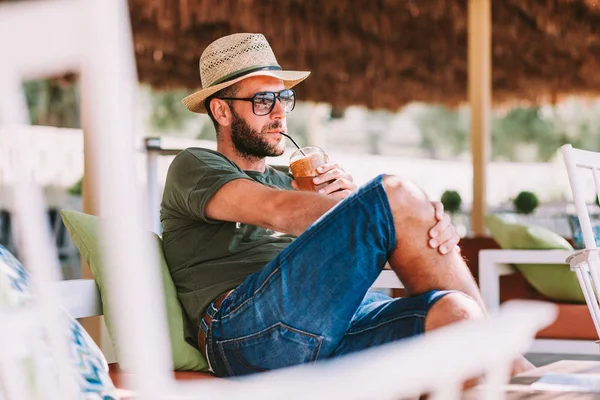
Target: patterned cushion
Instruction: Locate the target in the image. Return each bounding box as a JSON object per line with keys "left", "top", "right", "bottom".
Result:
{"left": 0, "top": 245, "right": 33, "bottom": 308}
{"left": 568, "top": 214, "right": 600, "bottom": 249}
{"left": 0, "top": 245, "right": 119, "bottom": 399}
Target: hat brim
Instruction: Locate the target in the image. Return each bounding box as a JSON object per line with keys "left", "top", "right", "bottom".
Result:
{"left": 181, "top": 70, "right": 311, "bottom": 114}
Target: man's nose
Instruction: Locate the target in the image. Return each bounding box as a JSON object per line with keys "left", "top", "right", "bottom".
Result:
{"left": 270, "top": 97, "right": 286, "bottom": 119}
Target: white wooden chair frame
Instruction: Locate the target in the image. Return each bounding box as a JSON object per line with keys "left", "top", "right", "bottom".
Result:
{"left": 54, "top": 272, "right": 402, "bottom": 321}
{"left": 477, "top": 249, "right": 600, "bottom": 355}
{"left": 561, "top": 144, "right": 600, "bottom": 350}
{"left": 51, "top": 278, "right": 558, "bottom": 400}
{"left": 479, "top": 143, "right": 600, "bottom": 356}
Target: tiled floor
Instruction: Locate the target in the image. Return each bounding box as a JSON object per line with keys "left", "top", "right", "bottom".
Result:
{"left": 526, "top": 352, "right": 600, "bottom": 367}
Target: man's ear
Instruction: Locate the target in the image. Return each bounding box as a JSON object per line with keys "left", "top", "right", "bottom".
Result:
{"left": 210, "top": 98, "right": 232, "bottom": 127}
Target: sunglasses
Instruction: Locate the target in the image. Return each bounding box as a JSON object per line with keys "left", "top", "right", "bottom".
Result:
{"left": 219, "top": 89, "right": 296, "bottom": 116}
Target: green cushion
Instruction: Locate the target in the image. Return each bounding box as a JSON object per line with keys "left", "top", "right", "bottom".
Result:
{"left": 60, "top": 210, "right": 208, "bottom": 371}
{"left": 485, "top": 214, "right": 584, "bottom": 303}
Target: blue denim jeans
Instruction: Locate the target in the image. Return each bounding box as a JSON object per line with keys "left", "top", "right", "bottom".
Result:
{"left": 203, "top": 174, "right": 454, "bottom": 377}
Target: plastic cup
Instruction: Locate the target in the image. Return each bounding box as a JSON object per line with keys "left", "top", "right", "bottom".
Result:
{"left": 289, "top": 146, "right": 329, "bottom": 192}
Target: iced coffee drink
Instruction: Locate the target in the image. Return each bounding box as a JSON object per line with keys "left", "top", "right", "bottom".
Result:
{"left": 289, "top": 146, "right": 329, "bottom": 192}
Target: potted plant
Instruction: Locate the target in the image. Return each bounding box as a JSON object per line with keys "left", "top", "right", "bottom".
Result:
{"left": 441, "top": 190, "right": 462, "bottom": 215}
{"left": 513, "top": 191, "right": 539, "bottom": 214}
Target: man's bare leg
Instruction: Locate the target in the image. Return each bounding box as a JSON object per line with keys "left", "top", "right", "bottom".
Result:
{"left": 382, "top": 176, "right": 534, "bottom": 374}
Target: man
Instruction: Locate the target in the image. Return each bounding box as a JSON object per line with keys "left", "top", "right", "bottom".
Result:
{"left": 161, "top": 33, "right": 532, "bottom": 378}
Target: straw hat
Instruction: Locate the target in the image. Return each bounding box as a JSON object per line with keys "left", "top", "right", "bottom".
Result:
{"left": 182, "top": 33, "right": 311, "bottom": 114}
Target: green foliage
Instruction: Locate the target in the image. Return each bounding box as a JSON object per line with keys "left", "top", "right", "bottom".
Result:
{"left": 365, "top": 110, "right": 393, "bottom": 155}
{"left": 409, "top": 99, "right": 600, "bottom": 162}
{"left": 490, "top": 107, "right": 573, "bottom": 162}
{"left": 492, "top": 107, "right": 550, "bottom": 161}
{"left": 68, "top": 177, "right": 83, "bottom": 196}
{"left": 23, "top": 78, "right": 80, "bottom": 128}
{"left": 197, "top": 122, "right": 216, "bottom": 140}
{"left": 513, "top": 191, "right": 539, "bottom": 214}
{"left": 412, "top": 105, "right": 469, "bottom": 159}
{"left": 441, "top": 190, "right": 462, "bottom": 214}
{"left": 149, "top": 90, "right": 194, "bottom": 132}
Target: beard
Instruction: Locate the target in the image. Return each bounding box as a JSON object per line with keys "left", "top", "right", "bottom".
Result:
{"left": 230, "top": 108, "right": 286, "bottom": 160}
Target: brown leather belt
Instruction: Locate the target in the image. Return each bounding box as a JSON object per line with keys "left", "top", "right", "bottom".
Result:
{"left": 198, "top": 290, "right": 232, "bottom": 358}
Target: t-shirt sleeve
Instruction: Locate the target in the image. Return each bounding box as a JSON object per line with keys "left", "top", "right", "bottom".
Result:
{"left": 165, "top": 149, "right": 252, "bottom": 223}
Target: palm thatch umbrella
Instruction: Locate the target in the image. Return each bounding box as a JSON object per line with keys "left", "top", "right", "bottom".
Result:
{"left": 130, "top": 0, "right": 600, "bottom": 110}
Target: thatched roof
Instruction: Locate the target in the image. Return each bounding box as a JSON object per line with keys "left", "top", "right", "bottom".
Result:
{"left": 129, "top": 0, "right": 600, "bottom": 110}
{"left": 17, "top": 0, "right": 600, "bottom": 111}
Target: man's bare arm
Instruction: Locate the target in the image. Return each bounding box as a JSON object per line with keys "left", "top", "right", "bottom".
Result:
{"left": 205, "top": 179, "right": 340, "bottom": 236}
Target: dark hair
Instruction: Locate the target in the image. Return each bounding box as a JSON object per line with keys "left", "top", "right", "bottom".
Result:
{"left": 205, "top": 83, "right": 241, "bottom": 134}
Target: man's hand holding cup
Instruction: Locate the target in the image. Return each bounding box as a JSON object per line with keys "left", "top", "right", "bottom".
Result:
{"left": 289, "top": 146, "right": 357, "bottom": 199}
{"left": 310, "top": 163, "right": 356, "bottom": 199}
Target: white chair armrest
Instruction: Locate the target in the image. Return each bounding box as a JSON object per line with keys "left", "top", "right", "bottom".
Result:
{"left": 479, "top": 249, "right": 574, "bottom": 314}
{"left": 54, "top": 272, "right": 402, "bottom": 320}
{"left": 53, "top": 279, "right": 102, "bottom": 319}
{"left": 372, "top": 270, "right": 403, "bottom": 289}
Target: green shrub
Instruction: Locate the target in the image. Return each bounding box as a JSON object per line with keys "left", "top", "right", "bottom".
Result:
{"left": 513, "top": 191, "right": 539, "bottom": 214}
{"left": 68, "top": 177, "right": 83, "bottom": 196}
{"left": 441, "top": 190, "right": 462, "bottom": 214}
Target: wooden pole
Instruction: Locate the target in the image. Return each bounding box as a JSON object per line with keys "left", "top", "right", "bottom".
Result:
{"left": 468, "top": 0, "right": 491, "bottom": 236}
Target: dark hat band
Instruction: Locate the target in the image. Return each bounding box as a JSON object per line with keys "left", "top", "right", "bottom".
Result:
{"left": 209, "top": 65, "right": 282, "bottom": 87}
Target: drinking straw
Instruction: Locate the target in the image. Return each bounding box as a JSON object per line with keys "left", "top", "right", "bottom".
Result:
{"left": 279, "top": 132, "right": 306, "bottom": 156}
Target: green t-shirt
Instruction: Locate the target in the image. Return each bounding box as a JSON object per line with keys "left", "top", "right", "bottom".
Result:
{"left": 160, "top": 147, "right": 295, "bottom": 345}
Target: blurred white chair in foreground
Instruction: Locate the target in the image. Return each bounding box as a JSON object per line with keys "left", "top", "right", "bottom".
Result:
{"left": 562, "top": 144, "right": 600, "bottom": 345}
{"left": 59, "top": 276, "right": 559, "bottom": 399}
{"left": 228, "top": 300, "right": 557, "bottom": 400}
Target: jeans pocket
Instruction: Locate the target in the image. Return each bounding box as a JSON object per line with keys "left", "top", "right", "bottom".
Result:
{"left": 216, "top": 323, "right": 323, "bottom": 376}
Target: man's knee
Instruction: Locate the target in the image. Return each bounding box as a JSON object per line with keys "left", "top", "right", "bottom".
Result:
{"left": 424, "top": 292, "right": 484, "bottom": 332}
{"left": 381, "top": 175, "right": 432, "bottom": 221}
